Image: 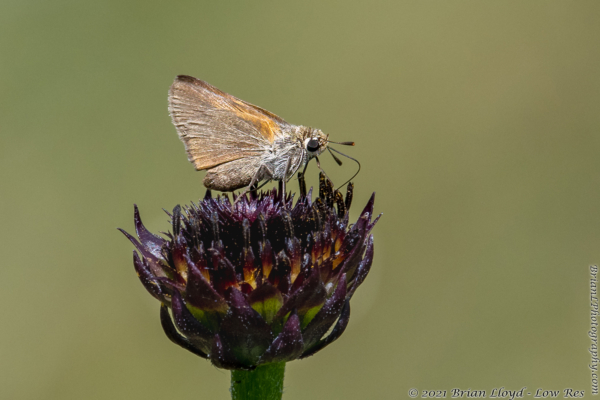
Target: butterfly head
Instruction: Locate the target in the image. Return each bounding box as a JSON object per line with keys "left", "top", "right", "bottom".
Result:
{"left": 303, "top": 128, "right": 328, "bottom": 159}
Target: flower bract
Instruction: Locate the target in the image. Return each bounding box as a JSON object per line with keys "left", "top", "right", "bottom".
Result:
{"left": 120, "top": 175, "right": 380, "bottom": 370}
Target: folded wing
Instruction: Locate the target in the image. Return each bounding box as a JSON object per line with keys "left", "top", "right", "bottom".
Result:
{"left": 168, "top": 75, "right": 290, "bottom": 170}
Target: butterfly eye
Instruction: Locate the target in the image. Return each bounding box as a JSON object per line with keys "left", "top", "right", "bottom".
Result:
{"left": 306, "top": 139, "right": 320, "bottom": 152}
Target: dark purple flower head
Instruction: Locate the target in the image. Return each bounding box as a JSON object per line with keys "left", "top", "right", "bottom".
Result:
{"left": 120, "top": 174, "right": 380, "bottom": 370}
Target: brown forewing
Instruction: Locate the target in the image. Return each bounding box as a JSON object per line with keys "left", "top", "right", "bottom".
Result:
{"left": 168, "top": 75, "right": 290, "bottom": 170}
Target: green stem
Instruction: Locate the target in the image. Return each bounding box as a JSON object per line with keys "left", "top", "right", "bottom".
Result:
{"left": 230, "top": 362, "right": 286, "bottom": 400}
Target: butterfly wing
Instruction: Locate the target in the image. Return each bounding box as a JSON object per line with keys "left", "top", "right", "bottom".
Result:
{"left": 203, "top": 156, "right": 264, "bottom": 191}
{"left": 168, "top": 75, "right": 290, "bottom": 170}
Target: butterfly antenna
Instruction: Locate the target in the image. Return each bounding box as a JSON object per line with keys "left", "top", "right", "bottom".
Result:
{"left": 328, "top": 146, "right": 361, "bottom": 189}
{"left": 327, "top": 140, "right": 355, "bottom": 146}
{"left": 327, "top": 147, "right": 343, "bottom": 166}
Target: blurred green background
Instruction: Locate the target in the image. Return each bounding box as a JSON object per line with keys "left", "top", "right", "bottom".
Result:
{"left": 2, "top": 1, "right": 599, "bottom": 399}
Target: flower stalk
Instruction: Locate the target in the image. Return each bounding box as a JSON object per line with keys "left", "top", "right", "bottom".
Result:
{"left": 230, "top": 362, "right": 285, "bottom": 400}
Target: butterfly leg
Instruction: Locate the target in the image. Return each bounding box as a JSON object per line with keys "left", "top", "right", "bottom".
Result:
{"left": 296, "top": 158, "right": 310, "bottom": 197}
{"left": 315, "top": 156, "right": 333, "bottom": 183}
{"left": 234, "top": 164, "right": 274, "bottom": 205}
{"left": 297, "top": 172, "right": 307, "bottom": 197}
{"left": 280, "top": 157, "right": 294, "bottom": 204}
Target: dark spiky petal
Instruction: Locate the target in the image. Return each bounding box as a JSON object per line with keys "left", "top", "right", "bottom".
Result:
{"left": 122, "top": 173, "right": 379, "bottom": 370}
{"left": 133, "top": 205, "right": 165, "bottom": 258}
{"left": 160, "top": 303, "right": 208, "bottom": 359}
{"left": 171, "top": 291, "right": 213, "bottom": 354}
{"left": 335, "top": 217, "right": 371, "bottom": 281}
{"left": 369, "top": 213, "right": 382, "bottom": 232}
{"left": 360, "top": 192, "right": 375, "bottom": 220}
{"left": 301, "top": 273, "right": 347, "bottom": 350}
{"left": 119, "top": 228, "right": 166, "bottom": 277}
{"left": 348, "top": 235, "right": 375, "bottom": 299}
{"left": 172, "top": 235, "right": 189, "bottom": 282}
{"left": 185, "top": 261, "right": 228, "bottom": 313}
{"left": 248, "top": 283, "right": 284, "bottom": 325}
{"left": 219, "top": 288, "right": 274, "bottom": 367}
{"left": 211, "top": 334, "right": 252, "bottom": 370}
{"left": 300, "top": 300, "right": 351, "bottom": 359}
{"left": 133, "top": 251, "right": 169, "bottom": 302}
{"left": 269, "top": 251, "right": 292, "bottom": 293}
{"left": 209, "top": 258, "right": 239, "bottom": 296}
{"left": 260, "top": 312, "right": 304, "bottom": 364}
{"left": 286, "top": 237, "right": 302, "bottom": 282}
{"left": 276, "top": 267, "right": 327, "bottom": 325}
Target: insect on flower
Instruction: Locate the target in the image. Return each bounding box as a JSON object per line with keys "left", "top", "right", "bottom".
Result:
{"left": 168, "top": 75, "right": 359, "bottom": 195}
